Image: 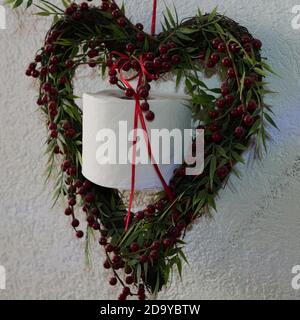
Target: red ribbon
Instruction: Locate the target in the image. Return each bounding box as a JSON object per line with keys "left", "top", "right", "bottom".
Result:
{"left": 110, "top": 1, "right": 173, "bottom": 231}
{"left": 121, "top": 72, "right": 174, "bottom": 231}
{"left": 151, "top": 0, "right": 157, "bottom": 36}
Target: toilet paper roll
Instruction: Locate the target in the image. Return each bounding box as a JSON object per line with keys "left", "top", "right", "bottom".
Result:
{"left": 82, "top": 89, "right": 191, "bottom": 190}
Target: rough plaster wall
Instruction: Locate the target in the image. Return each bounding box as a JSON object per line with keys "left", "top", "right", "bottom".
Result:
{"left": 0, "top": 0, "right": 300, "bottom": 300}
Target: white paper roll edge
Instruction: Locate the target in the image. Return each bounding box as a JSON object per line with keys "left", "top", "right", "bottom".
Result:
{"left": 82, "top": 89, "right": 191, "bottom": 190}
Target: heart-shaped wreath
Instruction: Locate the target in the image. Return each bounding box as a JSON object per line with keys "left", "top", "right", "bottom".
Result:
{"left": 9, "top": 0, "right": 276, "bottom": 300}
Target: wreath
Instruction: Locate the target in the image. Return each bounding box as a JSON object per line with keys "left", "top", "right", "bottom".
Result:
{"left": 8, "top": 0, "right": 276, "bottom": 300}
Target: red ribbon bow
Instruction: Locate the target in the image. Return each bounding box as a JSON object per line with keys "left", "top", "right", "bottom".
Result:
{"left": 109, "top": 1, "right": 173, "bottom": 231}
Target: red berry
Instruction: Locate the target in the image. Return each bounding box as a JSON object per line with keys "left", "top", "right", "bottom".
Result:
{"left": 244, "top": 77, "right": 253, "bottom": 89}
{"left": 123, "top": 287, "right": 131, "bottom": 296}
{"left": 80, "top": 2, "right": 88, "bottom": 11}
{"left": 50, "top": 130, "right": 58, "bottom": 138}
{"left": 216, "top": 166, "right": 229, "bottom": 179}
{"left": 126, "top": 43, "right": 135, "bottom": 53}
{"left": 49, "top": 64, "right": 57, "bottom": 74}
{"left": 130, "top": 243, "right": 139, "bottom": 252}
{"left": 135, "top": 211, "right": 144, "bottom": 221}
{"left": 88, "top": 60, "right": 96, "bottom": 68}
{"left": 212, "top": 131, "right": 222, "bottom": 142}
{"left": 162, "top": 62, "right": 171, "bottom": 71}
{"left": 229, "top": 43, "right": 239, "bottom": 53}
{"left": 136, "top": 23, "right": 144, "bottom": 30}
{"left": 243, "top": 114, "right": 254, "bottom": 126}
{"left": 136, "top": 32, "right": 145, "bottom": 42}
{"left": 139, "top": 254, "right": 148, "bottom": 263}
{"left": 35, "top": 54, "right": 42, "bottom": 62}
{"left": 125, "top": 266, "right": 132, "bottom": 274}
{"left": 150, "top": 250, "right": 158, "bottom": 260}
{"left": 44, "top": 45, "right": 54, "bottom": 54}
{"left": 65, "top": 59, "right": 74, "bottom": 69}
{"left": 105, "top": 244, "right": 114, "bottom": 253}
{"left": 209, "top": 110, "right": 218, "bottom": 119}
{"left": 237, "top": 104, "right": 245, "bottom": 116}
{"left": 109, "top": 277, "right": 117, "bottom": 286}
{"left": 230, "top": 108, "right": 239, "bottom": 118}
{"left": 210, "top": 53, "right": 220, "bottom": 64}
{"left": 93, "top": 222, "right": 100, "bottom": 230}
{"left": 101, "top": 2, "right": 109, "bottom": 11}
{"left": 59, "top": 76, "right": 67, "bottom": 85}
{"left": 65, "top": 6, "right": 75, "bottom": 15}
{"left": 145, "top": 111, "right": 155, "bottom": 121}
{"left": 99, "top": 237, "right": 107, "bottom": 246}
{"left": 64, "top": 207, "right": 73, "bottom": 216}
{"left": 171, "top": 54, "right": 181, "bottom": 64}
{"left": 216, "top": 98, "right": 226, "bottom": 109}
{"left": 138, "top": 293, "right": 146, "bottom": 300}
{"left": 103, "top": 260, "right": 111, "bottom": 269}
{"left": 48, "top": 122, "right": 57, "bottom": 130}
{"left": 83, "top": 180, "right": 92, "bottom": 190}
{"left": 225, "top": 94, "right": 234, "bottom": 105}
{"left": 159, "top": 44, "right": 168, "bottom": 54}
{"left": 244, "top": 43, "right": 252, "bottom": 53}
{"left": 71, "top": 219, "right": 79, "bottom": 227}
{"left": 112, "top": 255, "right": 121, "bottom": 264}
{"left": 125, "top": 88, "right": 135, "bottom": 97}
{"left": 217, "top": 42, "right": 226, "bottom": 52}
{"left": 222, "top": 57, "right": 232, "bottom": 68}
{"left": 177, "top": 221, "right": 187, "bottom": 231}
{"left": 139, "top": 88, "right": 149, "bottom": 99}
{"left": 109, "top": 76, "right": 118, "bottom": 84}
{"left": 112, "top": 9, "right": 121, "bottom": 19}
{"left": 227, "top": 68, "right": 236, "bottom": 78}
{"left": 145, "top": 52, "right": 155, "bottom": 61}
{"left": 76, "top": 230, "right": 84, "bottom": 238}
{"left": 140, "top": 102, "right": 150, "bottom": 112}
{"left": 167, "top": 41, "right": 176, "bottom": 49}
{"left": 253, "top": 39, "right": 262, "bottom": 50}
{"left": 206, "top": 60, "right": 215, "bottom": 69}
{"left": 65, "top": 128, "right": 76, "bottom": 138}
{"left": 212, "top": 38, "right": 221, "bottom": 49}
{"left": 153, "top": 57, "right": 162, "bottom": 68}
{"left": 118, "top": 17, "right": 126, "bottom": 27}
{"left": 32, "top": 70, "right": 40, "bottom": 78}
{"left": 85, "top": 193, "right": 95, "bottom": 203}
{"left": 40, "top": 67, "right": 48, "bottom": 76}
{"left": 147, "top": 205, "right": 155, "bottom": 214}
{"left": 87, "top": 49, "right": 98, "bottom": 58}
{"left": 221, "top": 86, "right": 230, "bottom": 97}
{"left": 151, "top": 241, "right": 160, "bottom": 250}
{"left": 234, "top": 126, "right": 245, "bottom": 139}
{"left": 155, "top": 201, "right": 164, "bottom": 211}
{"left": 163, "top": 238, "right": 172, "bottom": 248}
{"left": 48, "top": 101, "right": 57, "bottom": 110}
{"left": 242, "top": 35, "right": 251, "bottom": 44}
{"left": 247, "top": 100, "right": 258, "bottom": 112}
{"left": 125, "top": 276, "right": 134, "bottom": 285}
{"left": 118, "top": 294, "right": 127, "bottom": 301}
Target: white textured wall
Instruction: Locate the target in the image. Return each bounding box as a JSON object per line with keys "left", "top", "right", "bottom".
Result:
{"left": 0, "top": 0, "right": 300, "bottom": 300}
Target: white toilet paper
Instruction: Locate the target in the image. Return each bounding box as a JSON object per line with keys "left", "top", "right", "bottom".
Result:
{"left": 82, "top": 89, "right": 191, "bottom": 190}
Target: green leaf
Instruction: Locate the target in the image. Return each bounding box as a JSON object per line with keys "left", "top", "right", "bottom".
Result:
{"left": 264, "top": 112, "right": 279, "bottom": 130}
{"left": 180, "top": 27, "right": 198, "bottom": 34}
{"left": 209, "top": 155, "right": 216, "bottom": 188}
{"left": 208, "top": 6, "right": 218, "bottom": 22}
{"left": 231, "top": 151, "right": 245, "bottom": 164}
{"left": 254, "top": 67, "right": 268, "bottom": 77}
{"left": 215, "top": 145, "right": 229, "bottom": 159}
{"left": 165, "top": 6, "right": 176, "bottom": 27}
